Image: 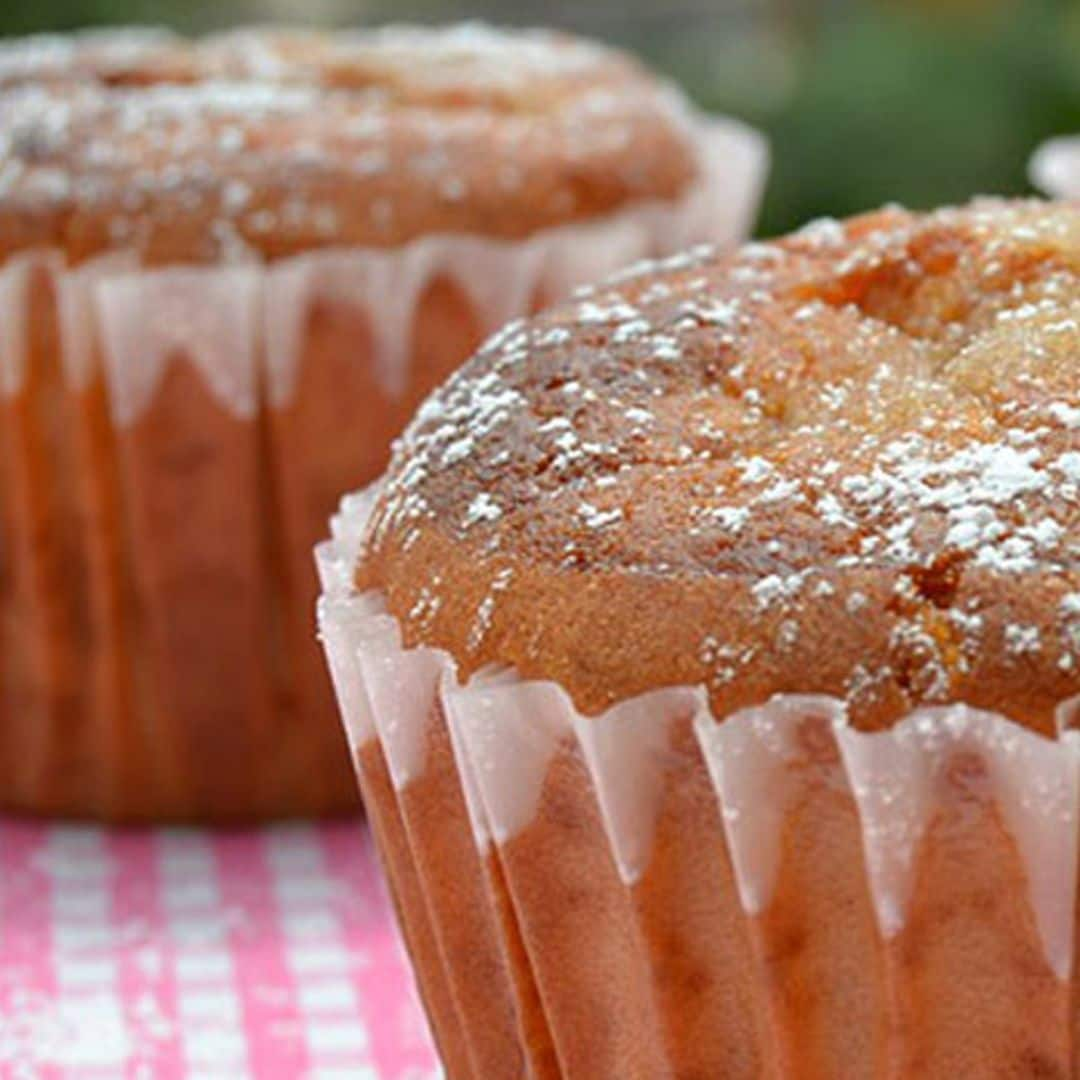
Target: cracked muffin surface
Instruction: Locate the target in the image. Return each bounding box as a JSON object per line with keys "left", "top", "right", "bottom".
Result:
{"left": 361, "top": 198, "right": 1080, "bottom": 730}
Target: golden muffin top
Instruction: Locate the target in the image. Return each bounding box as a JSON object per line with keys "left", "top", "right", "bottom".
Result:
{"left": 0, "top": 25, "right": 700, "bottom": 262}
{"left": 360, "top": 199, "right": 1080, "bottom": 732}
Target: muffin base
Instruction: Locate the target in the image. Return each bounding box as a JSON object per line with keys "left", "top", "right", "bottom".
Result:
{"left": 318, "top": 489, "right": 1080, "bottom": 1079}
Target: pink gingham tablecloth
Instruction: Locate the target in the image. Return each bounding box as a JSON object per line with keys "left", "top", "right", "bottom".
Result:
{"left": 0, "top": 820, "right": 440, "bottom": 1078}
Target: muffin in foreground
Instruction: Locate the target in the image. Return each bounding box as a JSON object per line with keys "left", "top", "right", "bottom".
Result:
{"left": 0, "top": 25, "right": 766, "bottom": 820}
{"left": 319, "top": 198, "right": 1080, "bottom": 1077}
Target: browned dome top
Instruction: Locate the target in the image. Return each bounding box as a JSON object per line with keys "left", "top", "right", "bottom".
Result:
{"left": 0, "top": 25, "right": 700, "bottom": 263}
{"left": 359, "top": 199, "right": 1080, "bottom": 734}
{"left": 0, "top": 26, "right": 183, "bottom": 87}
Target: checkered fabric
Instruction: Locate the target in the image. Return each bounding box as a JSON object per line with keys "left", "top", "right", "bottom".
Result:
{"left": 0, "top": 820, "right": 439, "bottom": 1078}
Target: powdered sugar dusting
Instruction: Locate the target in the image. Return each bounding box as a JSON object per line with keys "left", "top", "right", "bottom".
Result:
{"left": 0, "top": 24, "right": 712, "bottom": 259}
{"left": 365, "top": 198, "right": 1080, "bottom": 720}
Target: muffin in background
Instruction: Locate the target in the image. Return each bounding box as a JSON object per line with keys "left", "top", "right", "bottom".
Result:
{"left": 0, "top": 24, "right": 767, "bottom": 821}
{"left": 320, "top": 199, "right": 1080, "bottom": 1077}
{"left": 1031, "top": 134, "right": 1080, "bottom": 200}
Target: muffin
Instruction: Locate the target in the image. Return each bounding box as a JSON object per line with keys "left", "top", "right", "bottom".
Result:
{"left": 318, "top": 198, "right": 1080, "bottom": 1078}
{"left": 0, "top": 26, "right": 766, "bottom": 820}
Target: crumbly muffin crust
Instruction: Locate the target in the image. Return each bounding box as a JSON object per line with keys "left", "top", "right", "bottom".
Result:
{"left": 0, "top": 25, "right": 700, "bottom": 263}
{"left": 360, "top": 199, "right": 1080, "bottom": 732}
{"left": 0, "top": 26, "right": 182, "bottom": 87}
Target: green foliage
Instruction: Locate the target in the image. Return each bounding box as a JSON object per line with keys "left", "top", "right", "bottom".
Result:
{"left": 0, "top": 0, "right": 226, "bottom": 35}
{"left": 746, "top": 1, "right": 1080, "bottom": 234}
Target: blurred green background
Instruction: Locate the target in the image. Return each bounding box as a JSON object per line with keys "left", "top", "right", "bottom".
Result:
{"left": 2, "top": 0, "right": 1078, "bottom": 236}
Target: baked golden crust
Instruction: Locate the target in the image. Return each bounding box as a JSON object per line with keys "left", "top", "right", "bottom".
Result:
{"left": 0, "top": 25, "right": 700, "bottom": 263}
{"left": 360, "top": 199, "right": 1080, "bottom": 733}
{"left": 0, "top": 27, "right": 184, "bottom": 87}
